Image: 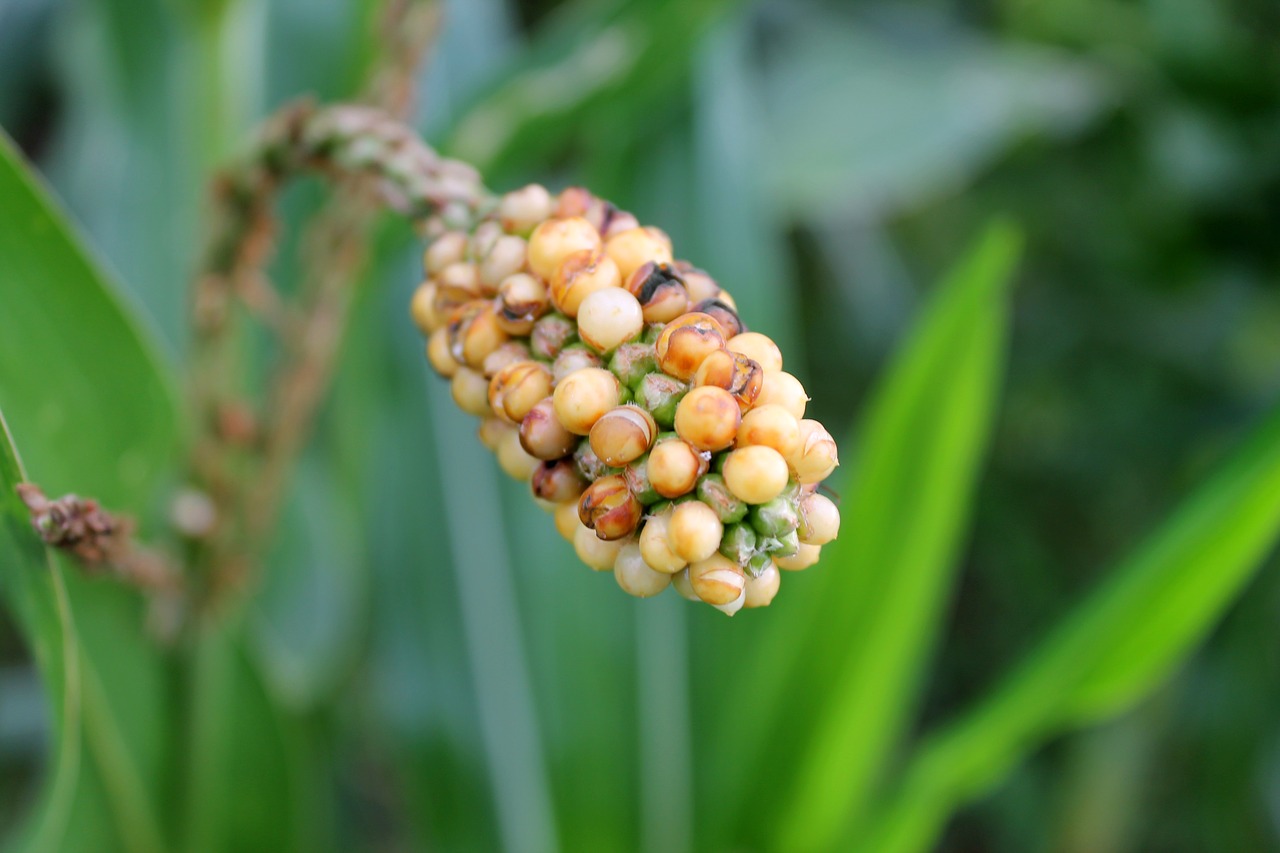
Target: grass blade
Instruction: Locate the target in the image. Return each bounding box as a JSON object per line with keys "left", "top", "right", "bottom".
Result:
{"left": 770, "top": 220, "right": 1021, "bottom": 851}
{"left": 863, "top": 400, "right": 1280, "bottom": 852}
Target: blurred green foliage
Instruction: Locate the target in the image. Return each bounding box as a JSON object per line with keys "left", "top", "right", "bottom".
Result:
{"left": 1, "top": 0, "right": 1279, "bottom": 851}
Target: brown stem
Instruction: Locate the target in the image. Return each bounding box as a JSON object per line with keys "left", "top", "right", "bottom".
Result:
{"left": 186, "top": 0, "right": 494, "bottom": 611}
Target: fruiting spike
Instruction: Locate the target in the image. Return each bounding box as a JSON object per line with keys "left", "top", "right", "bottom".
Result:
{"left": 413, "top": 184, "right": 840, "bottom": 613}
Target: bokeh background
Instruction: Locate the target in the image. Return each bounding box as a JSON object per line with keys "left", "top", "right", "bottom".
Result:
{"left": 2, "top": 0, "right": 1280, "bottom": 850}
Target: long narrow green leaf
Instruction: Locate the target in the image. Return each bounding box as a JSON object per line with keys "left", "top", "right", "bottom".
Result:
{"left": 0, "top": 132, "right": 179, "bottom": 851}
{"left": 863, "top": 400, "right": 1280, "bottom": 853}
{"left": 769, "top": 221, "right": 1021, "bottom": 851}
{"left": 0, "top": 411, "right": 81, "bottom": 853}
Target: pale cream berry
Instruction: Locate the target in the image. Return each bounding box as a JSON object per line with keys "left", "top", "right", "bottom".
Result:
{"left": 478, "top": 416, "right": 515, "bottom": 451}
{"left": 520, "top": 397, "right": 578, "bottom": 460}
{"left": 638, "top": 511, "right": 688, "bottom": 574}
{"left": 671, "top": 568, "right": 699, "bottom": 601}
{"left": 712, "top": 587, "right": 747, "bottom": 616}
{"left": 775, "top": 543, "right": 821, "bottom": 571}
{"left": 755, "top": 371, "right": 808, "bottom": 420}
{"left": 451, "top": 367, "right": 491, "bottom": 416}
{"left": 721, "top": 446, "right": 790, "bottom": 505}
{"left": 736, "top": 404, "right": 801, "bottom": 459}
{"left": 589, "top": 405, "right": 657, "bottom": 467}
{"left": 437, "top": 260, "right": 481, "bottom": 293}
{"left": 674, "top": 386, "right": 741, "bottom": 452}
{"left": 646, "top": 439, "right": 706, "bottom": 498}
{"left": 688, "top": 553, "right": 745, "bottom": 606}
{"left": 798, "top": 492, "right": 840, "bottom": 545}
{"left": 527, "top": 216, "right": 602, "bottom": 282}
{"left": 668, "top": 501, "right": 723, "bottom": 563}
{"left": 744, "top": 563, "right": 781, "bottom": 608}
{"left": 727, "top": 332, "right": 783, "bottom": 374}
{"left": 553, "top": 367, "right": 621, "bottom": 435}
{"left": 424, "top": 231, "right": 468, "bottom": 275}
{"left": 614, "top": 543, "right": 672, "bottom": 598}
{"left": 426, "top": 328, "right": 460, "bottom": 377}
{"left": 479, "top": 234, "right": 529, "bottom": 292}
{"left": 488, "top": 360, "right": 553, "bottom": 424}
{"left": 787, "top": 419, "right": 839, "bottom": 484}
{"left": 554, "top": 501, "right": 581, "bottom": 540}
{"left": 499, "top": 184, "right": 554, "bottom": 234}
{"left": 576, "top": 288, "right": 643, "bottom": 353}
{"left": 410, "top": 282, "right": 443, "bottom": 334}
{"left": 497, "top": 429, "right": 539, "bottom": 480}
{"left": 604, "top": 226, "right": 673, "bottom": 283}
{"left": 551, "top": 250, "right": 622, "bottom": 317}
{"left": 573, "top": 524, "right": 625, "bottom": 571}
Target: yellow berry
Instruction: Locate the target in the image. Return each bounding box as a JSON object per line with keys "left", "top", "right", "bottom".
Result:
{"left": 551, "top": 250, "right": 622, "bottom": 317}
{"left": 671, "top": 568, "right": 699, "bottom": 601}
{"left": 497, "top": 429, "right": 539, "bottom": 480}
{"left": 573, "top": 524, "right": 626, "bottom": 571}
{"left": 646, "top": 438, "right": 706, "bottom": 498}
{"left": 589, "top": 405, "right": 657, "bottom": 467}
{"left": 787, "top": 419, "right": 839, "bottom": 484}
{"left": 638, "top": 511, "right": 688, "bottom": 574}
{"left": 578, "top": 474, "right": 642, "bottom": 541}
{"left": 736, "top": 404, "right": 801, "bottom": 458}
{"left": 554, "top": 500, "right": 581, "bottom": 540}
{"left": 727, "top": 332, "right": 783, "bottom": 373}
{"left": 775, "top": 543, "right": 821, "bottom": 571}
{"left": 489, "top": 360, "right": 553, "bottom": 424}
{"left": 614, "top": 543, "right": 671, "bottom": 598}
{"left": 424, "top": 231, "right": 468, "bottom": 275}
{"left": 527, "top": 216, "right": 602, "bottom": 282}
{"left": 604, "top": 226, "right": 673, "bottom": 283}
{"left": 721, "top": 446, "right": 790, "bottom": 505}
{"left": 755, "top": 371, "right": 808, "bottom": 420}
{"left": 674, "top": 386, "right": 741, "bottom": 452}
{"left": 668, "top": 501, "right": 723, "bottom": 563}
{"left": 426, "top": 327, "right": 460, "bottom": 377}
{"left": 519, "top": 396, "right": 578, "bottom": 460}
{"left": 798, "top": 492, "right": 840, "bottom": 545}
{"left": 451, "top": 367, "right": 491, "bottom": 416}
{"left": 553, "top": 367, "right": 621, "bottom": 435}
{"left": 692, "top": 349, "right": 763, "bottom": 409}
{"left": 744, "top": 563, "right": 781, "bottom": 608}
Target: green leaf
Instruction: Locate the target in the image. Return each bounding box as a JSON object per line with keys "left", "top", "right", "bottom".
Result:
{"left": 0, "top": 132, "right": 180, "bottom": 853}
{"left": 0, "top": 131, "right": 179, "bottom": 508}
{"left": 768, "top": 221, "right": 1022, "bottom": 851}
{"left": 863, "top": 400, "right": 1280, "bottom": 853}
{"left": 0, "top": 410, "right": 81, "bottom": 853}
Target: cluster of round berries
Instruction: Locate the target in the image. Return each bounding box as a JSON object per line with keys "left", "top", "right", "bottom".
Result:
{"left": 410, "top": 184, "right": 840, "bottom": 615}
